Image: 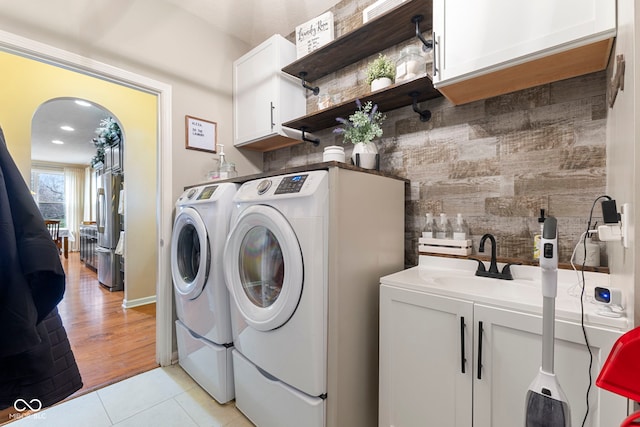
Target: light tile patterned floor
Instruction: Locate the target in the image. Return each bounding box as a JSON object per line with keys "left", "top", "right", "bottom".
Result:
{"left": 8, "top": 365, "right": 254, "bottom": 427}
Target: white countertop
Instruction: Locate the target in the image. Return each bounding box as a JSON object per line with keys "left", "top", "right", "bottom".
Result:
{"left": 380, "top": 255, "right": 629, "bottom": 331}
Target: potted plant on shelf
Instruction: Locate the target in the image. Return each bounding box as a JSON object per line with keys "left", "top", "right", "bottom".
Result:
{"left": 333, "top": 99, "right": 386, "bottom": 169}
{"left": 366, "top": 54, "right": 396, "bottom": 92}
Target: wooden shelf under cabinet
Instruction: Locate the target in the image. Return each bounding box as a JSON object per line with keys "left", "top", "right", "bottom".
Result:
{"left": 283, "top": 75, "right": 440, "bottom": 132}
{"left": 282, "top": 0, "right": 432, "bottom": 82}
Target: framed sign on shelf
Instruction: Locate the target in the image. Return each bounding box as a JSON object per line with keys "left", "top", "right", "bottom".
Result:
{"left": 185, "top": 115, "right": 217, "bottom": 153}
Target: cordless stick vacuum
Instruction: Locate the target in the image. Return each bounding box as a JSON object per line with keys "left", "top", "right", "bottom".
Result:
{"left": 525, "top": 217, "right": 571, "bottom": 427}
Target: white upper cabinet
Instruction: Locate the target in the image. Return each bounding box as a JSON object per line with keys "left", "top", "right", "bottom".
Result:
{"left": 432, "top": 0, "right": 616, "bottom": 105}
{"left": 233, "top": 34, "right": 306, "bottom": 151}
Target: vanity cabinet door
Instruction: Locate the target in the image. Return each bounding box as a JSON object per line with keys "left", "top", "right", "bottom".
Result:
{"left": 379, "top": 285, "right": 473, "bottom": 427}
{"left": 473, "top": 304, "right": 627, "bottom": 427}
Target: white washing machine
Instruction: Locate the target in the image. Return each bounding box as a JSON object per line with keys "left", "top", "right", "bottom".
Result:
{"left": 171, "top": 182, "right": 239, "bottom": 404}
{"left": 223, "top": 168, "right": 405, "bottom": 427}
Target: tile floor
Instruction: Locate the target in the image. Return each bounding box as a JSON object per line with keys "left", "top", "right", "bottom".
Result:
{"left": 8, "top": 365, "right": 254, "bottom": 427}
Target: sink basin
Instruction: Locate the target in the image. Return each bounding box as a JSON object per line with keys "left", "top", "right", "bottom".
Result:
{"left": 432, "top": 275, "right": 535, "bottom": 288}
{"left": 429, "top": 275, "right": 539, "bottom": 299}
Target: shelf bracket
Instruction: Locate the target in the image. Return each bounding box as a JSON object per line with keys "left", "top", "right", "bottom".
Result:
{"left": 410, "top": 91, "right": 432, "bottom": 122}
{"left": 299, "top": 72, "right": 320, "bottom": 96}
{"left": 301, "top": 126, "right": 320, "bottom": 146}
{"left": 412, "top": 15, "right": 433, "bottom": 52}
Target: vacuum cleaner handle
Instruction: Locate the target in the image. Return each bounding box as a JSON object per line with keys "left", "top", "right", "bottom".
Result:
{"left": 540, "top": 217, "right": 558, "bottom": 298}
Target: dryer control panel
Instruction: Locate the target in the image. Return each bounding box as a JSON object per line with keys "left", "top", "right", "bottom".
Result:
{"left": 274, "top": 174, "right": 308, "bottom": 194}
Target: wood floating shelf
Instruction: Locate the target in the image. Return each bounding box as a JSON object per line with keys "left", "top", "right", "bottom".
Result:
{"left": 283, "top": 75, "right": 441, "bottom": 132}
{"left": 283, "top": 0, "right": 432, "bottom": 82}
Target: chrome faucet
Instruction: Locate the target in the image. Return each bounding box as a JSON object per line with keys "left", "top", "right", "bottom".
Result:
{"left": 472, "top": 233, "right": 515, "bottom": 280}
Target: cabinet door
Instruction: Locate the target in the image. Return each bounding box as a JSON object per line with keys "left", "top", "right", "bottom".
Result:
{"left": 379, "top": 285, "right": 473, "bottom": 427}
{"left": 473, "top": 304, "right": 627, "bottom": 427}
{"left": 234, "top": 37, "right": 279, "bottom": 145}
{"left": 433, "top": 0, "right": 615, "bottom": 85}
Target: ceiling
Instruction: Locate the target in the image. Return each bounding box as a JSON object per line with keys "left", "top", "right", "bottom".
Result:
{"left": 163, "top": 0, "right": 341, "bottom": 46}
{"left": 22, "top": 0, "right": 341, "bottom": 166}
{"left": 31, "top": 98, "right": 112, "bottom": 166}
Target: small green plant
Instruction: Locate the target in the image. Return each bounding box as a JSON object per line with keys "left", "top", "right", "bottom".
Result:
{"left": 366, "top": 54, "right": 396, "bottom": 85}
{"left": 333, "top": 99, "right": 386, "bottom": 145}
{"left": 90, "top": 117, "right": 122, "bottom": 168}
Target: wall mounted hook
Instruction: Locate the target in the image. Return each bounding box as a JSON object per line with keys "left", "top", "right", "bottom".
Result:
{"left": 412, "top": 15, "right": 433, "bottom": 52}
{"left": 301, "top": 127, "right": 320, "bottom": 146}
{"left": 409, "top": 92, "right": 432, "bottom": 122}
{"left": 299, "top": 72, "right": 320, "bottom": 96}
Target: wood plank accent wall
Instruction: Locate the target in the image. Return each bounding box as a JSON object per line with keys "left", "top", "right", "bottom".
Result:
{"left": 266, "top": 0, "right": 608, "bottom": 267}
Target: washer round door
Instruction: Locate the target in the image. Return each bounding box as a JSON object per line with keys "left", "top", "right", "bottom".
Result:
{"left": 224, "top": 204, "right": 303, "bottom": 332}
{"left": 171, "top": 207, "right": 210, "bottom": 300}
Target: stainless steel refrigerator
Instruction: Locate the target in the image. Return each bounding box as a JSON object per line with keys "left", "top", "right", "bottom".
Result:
{"left": 96, "top": 170, "right": 123, "bottom": 291}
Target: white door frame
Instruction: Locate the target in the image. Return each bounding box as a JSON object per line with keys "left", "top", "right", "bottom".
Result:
{"left": 0, "top": 29, "right": 174, "bottom": 366}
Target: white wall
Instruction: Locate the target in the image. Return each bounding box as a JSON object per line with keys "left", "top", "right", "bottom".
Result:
{"left": 605, "top": 0, "right": 638, "bottom": 325}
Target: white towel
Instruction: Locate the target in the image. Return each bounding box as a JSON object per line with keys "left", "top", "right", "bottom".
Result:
{"left": 118, "top": 189, "right": 125, "bottom": 214}
{"left": 115, "top": 231, "right": 125, "bottom": 255}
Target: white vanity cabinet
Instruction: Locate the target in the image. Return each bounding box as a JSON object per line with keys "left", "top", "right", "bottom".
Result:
{"left": 431, "top": 0, "right": 616, "bottom": 105}
{"left": 379, "top": 283, "right": 627, "bottom": 427}
{"left": 233, "top": 34, "right": 305, "bottom": 151}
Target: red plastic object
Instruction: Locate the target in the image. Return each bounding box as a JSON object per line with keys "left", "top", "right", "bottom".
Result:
{"left": 596, "top": 327, "right": 640, "bottom": 402}
{"left": 621, "top": 411, "right": 640, "bottom": 427}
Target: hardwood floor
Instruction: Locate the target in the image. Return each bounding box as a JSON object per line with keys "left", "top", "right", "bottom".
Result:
{"left": 58, "top": 252, "right": 158, "bottom": 394}
{"left": 0, "top": 252, "right": 158, "bottom": 424}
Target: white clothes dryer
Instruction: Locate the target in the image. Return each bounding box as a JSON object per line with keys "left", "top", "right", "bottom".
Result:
{"left": 171, "top": 182, "right": 239, "bottom": 403}
{"left": 224, "top": 167, "right": 405, "bottom": 427}
{"left": 224, "top": 171, "right": 329, "bottom": 427}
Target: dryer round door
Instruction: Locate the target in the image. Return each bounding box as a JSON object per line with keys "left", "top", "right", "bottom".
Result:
{"left": 224, "top": 204, "right": 303, "bottom": 332}
{"left": 171, "top": 207, "right": 210, "bottom": 300}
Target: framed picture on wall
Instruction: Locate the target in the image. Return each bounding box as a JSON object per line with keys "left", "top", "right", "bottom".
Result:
{"left": 185, "top": 115, "right": 217, "bottom": 153}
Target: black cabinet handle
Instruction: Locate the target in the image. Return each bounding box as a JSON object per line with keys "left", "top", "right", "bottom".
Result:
{"left": 460, "top": 316, "right": 466, "bottom": 374}
{"left": 477, "top": 321, "right": 484, "bottom": 380}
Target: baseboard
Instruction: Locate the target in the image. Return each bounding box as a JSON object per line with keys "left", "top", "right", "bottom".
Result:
{"left": 121, "top": 295, "right": 157, "bottom": 309}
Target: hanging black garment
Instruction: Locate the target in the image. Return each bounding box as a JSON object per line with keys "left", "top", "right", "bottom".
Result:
{"left": 0, "top": 126, "right": 81, "bottom": 409}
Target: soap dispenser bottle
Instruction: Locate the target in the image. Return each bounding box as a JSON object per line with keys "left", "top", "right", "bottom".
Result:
{"left": 217, "top": 144, "right": 237, "bottom": 179}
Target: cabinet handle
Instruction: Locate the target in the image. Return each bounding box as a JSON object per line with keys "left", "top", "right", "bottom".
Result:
{"left": 433, "top": 32, "right": 438, "bottom": 77}
{"left": 460, "top": 316, "right": 466, "bottom": 374}
{"left": 477, "top": 321, "right": 484, "bottom": 380}
{"left": 270, "top": 101, "right": 275, "bottom": 130}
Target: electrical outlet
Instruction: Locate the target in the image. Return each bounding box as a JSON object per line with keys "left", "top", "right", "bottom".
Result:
{"left": 622, "top": 203, "right": 630, "bottom": 248}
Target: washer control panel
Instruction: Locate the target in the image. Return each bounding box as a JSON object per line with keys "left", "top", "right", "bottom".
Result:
{"left": 197, "top": 185, "right": 218, "bottom": 200}
{"left": 274, "top": 174, "right": 308, "bottom": 194}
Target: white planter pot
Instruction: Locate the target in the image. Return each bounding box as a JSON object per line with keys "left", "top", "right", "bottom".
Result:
{"left": 352, "top": 142, "right": 378, "bottom": 169}
{"left": 371, "top": 77, "right": 393, "bottom": 92}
